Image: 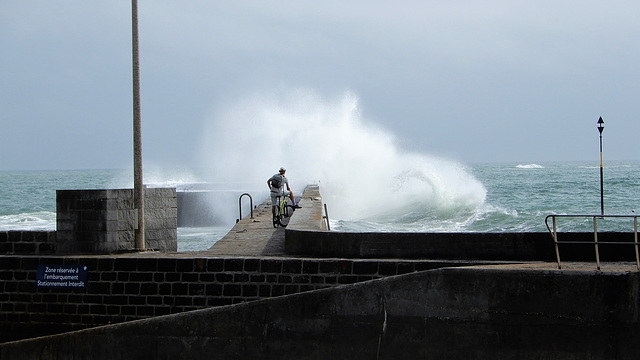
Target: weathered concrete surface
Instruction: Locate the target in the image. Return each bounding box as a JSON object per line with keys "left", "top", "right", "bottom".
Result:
{"left": 285, "top": 185, "right": 325, "bottom": 231}
{"left": 205, "top": 185, "right": 324, "bottom": 257}
{"left": 56, "top": 188, "right": 177, "bottom": 254}
{"left": 2, "top": 263, "right": 638, "bottom": 359}
{"left": 285, "top": 230, "right": 557, "bottom": 260}
{"left": 286, "top": 226, "right": 640, "bottom": 262}
{"left": 203, "top": 199, "right": 288, "bottom": 256}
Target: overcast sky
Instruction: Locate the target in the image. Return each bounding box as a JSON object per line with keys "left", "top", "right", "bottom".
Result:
{"left": 1, "top": 1, "right": 638, "bottom": 171}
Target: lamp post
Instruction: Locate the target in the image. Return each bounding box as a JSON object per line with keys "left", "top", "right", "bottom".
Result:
{"left": 597, "top": 117, "right": 605, "bottom": 216}
{"left": 132, "top": 0, "right": 145, "bottom": 251}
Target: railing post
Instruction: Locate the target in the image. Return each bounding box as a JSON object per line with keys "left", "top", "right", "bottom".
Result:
{"left": 547, "top": 214, "right": 640, "bottom": 271}
{"left": 635, "top": 217, "right": 639, "bottom": 270}
{"left": 552, "top": 216, "right": 561, "bottom": 269}
{"left": 323, "top": 203, "right": 331, "bottom": 231}
{"left": 593, "top": 216, "right": 601, "bottom": 271}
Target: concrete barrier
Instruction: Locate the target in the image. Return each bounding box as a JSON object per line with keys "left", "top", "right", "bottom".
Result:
{"left": 0, "top": 254, "right": 472, "bottom": 343}
{"left": 2, "top": 265, "right": 638, "bottom": 359}
{"left": 286, "top": 226, "right": 639, "bottom": 262}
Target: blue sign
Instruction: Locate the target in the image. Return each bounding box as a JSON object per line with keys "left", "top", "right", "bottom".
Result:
{"left": 36, "top": 265, "right": 88, "bottom": 289}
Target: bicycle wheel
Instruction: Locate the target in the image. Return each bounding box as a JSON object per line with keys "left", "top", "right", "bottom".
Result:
{"left": 277, "top": 205, "right": 295, "bottom": 227}
{"left": 283, "top": 205, "right": 296, "bottom": 218}
{"left": 272, "top": 196, "right": 282, "bottom": 228}
{"left": 278, "top": 214, "right": 289, "bottom": 227}
{"left": 272, "top": 207, "right": 280, "bottom": 228}
{"left": 274, "top": 204, "right": 286, "bottom": 227}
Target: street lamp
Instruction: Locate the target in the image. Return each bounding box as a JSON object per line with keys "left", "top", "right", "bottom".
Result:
{"left": 132, "top": 0, "right": 145, "bottom": 251}
{"left": 597, "top": 116, "right": 604, "bottom": 216}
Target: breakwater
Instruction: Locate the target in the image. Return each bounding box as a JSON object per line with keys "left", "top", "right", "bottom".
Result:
{"left": 3, "top": 262, "right": 639, "bottom": 359}
{"left": 1, "top": 185, "right": 639, "bottom": 359}
{"left": 0, "top": 254, "right": 480, "bottom": 343}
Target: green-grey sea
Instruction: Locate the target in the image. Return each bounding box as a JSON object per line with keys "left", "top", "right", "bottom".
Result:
{"left": 1, "top": 161, "right": 639, "bottom": 251}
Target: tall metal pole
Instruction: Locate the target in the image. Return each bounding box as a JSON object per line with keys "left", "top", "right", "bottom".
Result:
{"left": 597, "top": 117, "right": 605, "bottom": 216}
{"left": 132, "top": 0, "right": 145, "bottom": 251}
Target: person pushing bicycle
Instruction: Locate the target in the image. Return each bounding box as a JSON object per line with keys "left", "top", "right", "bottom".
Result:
{"left": 267, "top": 167, "right": 300, "bottom": 217}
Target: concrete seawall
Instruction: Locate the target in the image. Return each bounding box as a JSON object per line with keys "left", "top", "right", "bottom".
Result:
{"left": 1, "top": 185, "right": 639, "bottom": 359}
{"left": 286, "top": 229, "right": 640, "bottom": 261}
{"left": 0, "top": 254, "right": 469, "bottom": 344}
{"left": 2, "top": 263, "right": 639, "bottom": 359}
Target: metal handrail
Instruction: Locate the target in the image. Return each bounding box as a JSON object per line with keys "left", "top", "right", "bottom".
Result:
{"left": 323, "top": 203, "right": 331, "bottom": 231}
{"left": 238, "top": 193, "right": 253, "bottom": 223}
{"left": 545, "top": 214, "right": 639, "bottom": 270}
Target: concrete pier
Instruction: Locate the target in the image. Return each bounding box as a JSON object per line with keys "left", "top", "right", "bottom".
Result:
{"left": 204, "top": 184, "right": 324, "bottom": 257}
{"left": 1, "top": 185, "right": 639, "bottom": 359}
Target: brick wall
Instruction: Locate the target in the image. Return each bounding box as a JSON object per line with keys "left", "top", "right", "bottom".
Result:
{"left": 0, "top": 255, "right": 465, "bottom": 343}
{"left": 0, "top": 231, "right": 57, "bottom": 255}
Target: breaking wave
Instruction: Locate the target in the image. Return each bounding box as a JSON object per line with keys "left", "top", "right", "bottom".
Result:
{"left": 198, "top": 89, "right": 487, "bottom": 230}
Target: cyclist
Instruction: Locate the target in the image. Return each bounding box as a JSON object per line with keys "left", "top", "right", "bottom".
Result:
{"left": 267, "top": 167, "right": 301, "bottom": 217}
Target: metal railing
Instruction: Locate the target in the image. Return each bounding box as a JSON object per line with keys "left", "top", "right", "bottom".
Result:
{"left": 237, "top": 193, "right": 254, "bottom": 223}
{"left": 323, "top": 203, "right": 331, "bottom": 231}
{"left": 545, "top": 214, "right": 639, "bottom": 270}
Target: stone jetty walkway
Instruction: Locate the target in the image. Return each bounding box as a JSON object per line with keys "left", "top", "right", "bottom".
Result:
{"left": 201, "top": 185, "right": 324, "bottom": 257}
{"left": 204, "top": 200, "right": 287, "bottom": 257}
{"left": 115, "top": 185, "right": 324, "bottom": 259}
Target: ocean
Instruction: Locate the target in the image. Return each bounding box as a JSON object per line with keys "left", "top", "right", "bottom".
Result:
{"left": 1, "top": 161, "right": 638, "bottom": 252}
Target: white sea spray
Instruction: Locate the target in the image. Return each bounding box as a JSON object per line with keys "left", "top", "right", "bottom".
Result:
{"left": 197, "top": 89, "right": 487, "bottom": 224}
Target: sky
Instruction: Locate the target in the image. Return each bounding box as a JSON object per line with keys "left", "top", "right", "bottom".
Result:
{"left": 1, "top": 1, "right": 639, "bottom": 171}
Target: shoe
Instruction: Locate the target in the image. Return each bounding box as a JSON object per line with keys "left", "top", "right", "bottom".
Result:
{"left": 294, "top": 205, "right": 302, "bottom": 209}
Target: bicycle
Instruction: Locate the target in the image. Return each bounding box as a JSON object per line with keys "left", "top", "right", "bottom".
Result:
{"left": 273, "top": 195, "right": 296, "bottom": 228}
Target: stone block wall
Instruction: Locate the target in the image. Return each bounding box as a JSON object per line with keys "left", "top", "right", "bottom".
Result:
{"left": 286, "top": 230, "right": 640, "bottom": 261}
{"left": 56, "top": 188, "right": 177, "bottom": 254}
{"left": 4, "top": 265, "right": 638, "bottom": 359}
{"left": 0, "top": 231, "right": 57, "bottom": 255}
{"left": 0, "top": 255, "right": 470, "bottom": 343}
{"left": 142, "top": 188, "right": 178, "bottom": 251}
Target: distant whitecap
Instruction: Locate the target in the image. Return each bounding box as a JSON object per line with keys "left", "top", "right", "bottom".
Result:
{"left": 516, "top": 164, "right": 544, "bottom": 169}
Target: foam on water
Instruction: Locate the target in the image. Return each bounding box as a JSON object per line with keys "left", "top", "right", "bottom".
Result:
{"left": 198, "top": 89, "right": 487, "bottom": 230}
{"left": 0, "top": 211, "right": 56, "bottom": 231}
{"left": 516, "top": 164, "right": 544, "bottom": 169}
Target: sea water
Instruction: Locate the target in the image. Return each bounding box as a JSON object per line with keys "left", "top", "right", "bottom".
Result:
{"left": 0, "top": 168, "right": 246, "bottom": 252}
{"left": 330, "top": 160, "right": 640, "bottom": 233}
{"left": 1, "top": 161, "right": 638, "bottom": 252}
{"left": 196, "top": 90, "right": 640, "bottom": 236}
{"left": 2, "top": 92, "right": 638, "bottom": 250}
